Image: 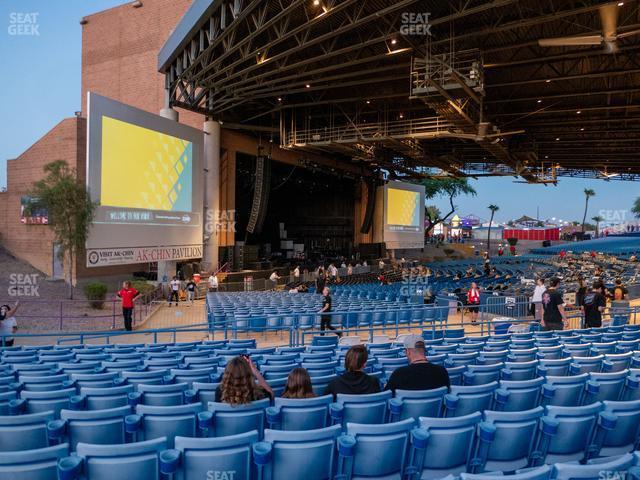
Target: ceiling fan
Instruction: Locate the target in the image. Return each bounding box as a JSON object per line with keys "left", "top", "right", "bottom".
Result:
{"left": 538, "top": 3, "right": 640, "bottom": 53}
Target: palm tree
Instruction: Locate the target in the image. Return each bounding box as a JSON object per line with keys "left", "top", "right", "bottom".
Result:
{"left": 591, "top": 215, "right": 604, "bottom": 237}
{"left": 581, "top": 188, "right": 595, "bottom": 233}
{"left": 632, "top": 198, "right": 640, "bottom": 218}
{"left": 487, "top": 204, "right": 499, "bottom": 255}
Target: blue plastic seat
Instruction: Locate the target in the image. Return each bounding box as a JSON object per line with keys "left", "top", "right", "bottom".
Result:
{"left": 266, "top": 395, "right": 331, "bottom": 430}
{"left": 127, "top": 403, "right": 205, "bottom": 448}
{"left": 18, "top": 374, "right": 72, "bottom": 392}
{"left": 208, "top": 398, "right": 269, "bottom": 438}
{"left": 463, "top": 364, "right": 504, "bottom": 386}
{"left": 415, "top": 412, "right": 482, "bottom": 477}
{"left": 477, "top": 350, "right": 509, "bottom": 365}
{"left": 537, "top": 358, "right": 572, "bottom": 377}
{"left": 331, "top": 391, "right": 392, "bottom": 426}
{"left": 0, "top": 391, "right": 17, "bottom": 415}
{"left": 495, "top": 377, "right": 545, "bottom": 412}
{"left": 536, "top": 402, "right": 604, "bottom": 464}
{"left": 77, "top": 385, "right": 134, "bottom": 410}
{"left": 0, "top": 443, "right": 69, "bottom": 480}
{"left": 536, "top": 345, "right": 563, "bottom": 360}
{"left": 446, "top": 365, "right": 468, "bottom": 386}
{"left": 69, "top": 372, "right": 119, "bottom": 389}
{"left": 569, "top": 355, "right": 604, "bottom": 375}
{"left": 183, "top": 382, "right": 219, "bottom": 405}
{"left": 12, "top": 388, "right": 76, "bottom": 417}
{"left": 552, "top": 452, "right": 634, "bottom": 480}
{"left": 604, "top": 352, "right": 633, "bottom": 372}
{"left": 173, "top": 431, "right": 259, "bottom": 480}
{"left": 168, "top": 368, "right": 215, "bottom": 387}
{"left": 502, "top": 361, "right": 539, "bottom": 381}
{"left": 256, "top": 425, "right": 342, "bottom": 480}
{"left": 475, "top": 406, "right": 544, "bottom": 472}
{"left": 459, "top": 465, "right": 552, "bottom": 480}
{"left": 388, "top": 387, "right": 447, "bottom": 421}
{"left": 130, "top": 382, "right": 189, "bottom": 407}
{"left": 585, "top": 370, "right": 628, "bottom": 402}
{"left": 446, "top": 353, "right": 479, "bottom": 368}
{"left": 445, "top": 382, "right": 498, "bottom": 417}
{"left": 57, "top": 437, "right": 172, "bottom": 480}
{"left": 508, "top": 348, "right": 538, "bottom": 363}
{"left": 594, "top": 399, "right": 640, "bottom": 457}
{"left": 119, "top": 369, "right": 168, "bottom": 386}
{"left": 337, "top": 419, "right": 415, "bottom": 479}
{"left": 48, "top": 406, "right": 131, "bottom": 450}
{"left": 0, "top": 410, "right": 53, "bottom": 451}
{"left": 541, "top": 374, "right": 589, "bottom": 407}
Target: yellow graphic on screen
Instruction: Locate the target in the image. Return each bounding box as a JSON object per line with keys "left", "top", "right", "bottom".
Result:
{"left": 100, "top": 116, "right": 192, "bottom": 211}
{"left": 387, "top": 188, "right": 420, "bottom": 226}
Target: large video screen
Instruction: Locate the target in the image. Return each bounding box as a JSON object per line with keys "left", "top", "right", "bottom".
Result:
{"left": 383, "top": 181, "right": 425, "bottom": 249}
{"left": 86, "top": 93, "right": 203, "bottom": 267}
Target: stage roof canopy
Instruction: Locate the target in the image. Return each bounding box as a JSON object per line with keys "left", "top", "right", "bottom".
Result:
{"left": 159, "top": 0, "right": 640, "bottom": 183}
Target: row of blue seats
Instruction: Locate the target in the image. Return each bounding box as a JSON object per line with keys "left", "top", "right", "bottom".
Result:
{"left": 4, "top": 400, "right": 640, "bottom": 479}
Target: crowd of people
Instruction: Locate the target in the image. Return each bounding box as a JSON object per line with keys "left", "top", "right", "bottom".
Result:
{"left": 212, "top": 335, "right": 450, "bottom": 407}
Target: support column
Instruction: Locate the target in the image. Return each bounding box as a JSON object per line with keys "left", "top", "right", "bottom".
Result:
{"left": 157, "top": 104, "right": 179, "bottom": 282}
{"left": 203, "top": 119, "right": 221, "bottom": 272}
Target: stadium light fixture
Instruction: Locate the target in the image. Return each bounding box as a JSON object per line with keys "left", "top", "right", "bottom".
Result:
{"left": 580, "top": 127, "right": 585, "bottom": 131}
{"left": 537, "top": 99, "right": 542, "bottom": 103}
{"left": 391, "top": 38, "right": 397, "bottom": 45}
{"left": 545, "top": 79, "right": 551, "bottom": 83}
{"left": 313, "top": 0, "right": 320, "bottom": 5}
{"left": 576, "top": 110, "right": 581, "bottom": 114}
{"left": 305, "top": 84, "right": 311, "bottom": 88}
{"left": 555, "top": 137, "right": 560, "bottom": 141}
{"left": 618, "top": 2, "right": 624, "bottom": 6}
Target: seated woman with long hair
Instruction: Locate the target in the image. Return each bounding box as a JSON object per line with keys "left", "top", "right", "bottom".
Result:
{"left": 282, "top": 367, "right": 316, "bottom": 399}
{"left": 215, "top": 355, "right": 273, "bottom": 405}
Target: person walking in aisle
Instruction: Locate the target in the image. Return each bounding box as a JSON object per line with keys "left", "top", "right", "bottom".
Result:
{"left": 531, "top": 278, "right": 546, "bottom": 322}
{"left": 117, "top": 281, "right": 140, "bottom": 331}
{"left": 168, "top": 276, "right": 181, "bottom": 306}
{"left": 542, "top": 277, "right": 568, "bottom": 330}
{"left": 186, "top": 277, "right": 197, "bottom": 305}
{"left": 319, "top": 287, "right": 341, "bottom": 337}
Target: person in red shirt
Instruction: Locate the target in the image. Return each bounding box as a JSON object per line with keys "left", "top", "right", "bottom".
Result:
{"left": 466, "top": 282, "right": 481, "bottom": 324}
{"left": 117, "top": 281, "right": 140, "bottom": 331}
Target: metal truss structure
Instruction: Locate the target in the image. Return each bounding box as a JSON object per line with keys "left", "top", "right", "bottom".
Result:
{"left": 159, "top": 0, "right": 640, "bottom": 182}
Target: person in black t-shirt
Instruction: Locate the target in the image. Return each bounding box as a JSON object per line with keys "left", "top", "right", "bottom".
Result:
{"left": 315, "top": 271, "right": 326, "bottom": 294}
{"left": 186, "top": 277, "right": 197, "bottom": 305}
{"left": 542, "top": 277, "right": 567, "bottom": 330}
{"left": 319, "top": 287, "right": 341, "bottom": 337}
{"left": 323, "top": 345, "right": 380, "bottom": 399}
{"left": 385, "top": 334, "right": 450, "bottom": 392}
{"left": 582, "top": 281, "right": 607, "bottom": 328}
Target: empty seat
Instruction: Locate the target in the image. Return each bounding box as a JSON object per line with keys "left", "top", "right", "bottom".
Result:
{"left": 569, "top": 355, "right": 604, "bottom": 375}
{"left": 120, "top": 369, "right": 168, "bottom": 387}
{"left": 57, "top": 437, "right": 171, "bottom": 480}
{"left": 542, "top": 374, "right": 589, "bottom": 407}
{"left": 0, "top": 443, "right": 69, "bottom": 480}
{"left": 0, "top": 410, "right": 53, "bottom": 451}
{"left": 12, "top": 388, "right": 76, "bottom": 416}
{"left": 18, "top": 374, "right": 72, "bottom": 392}
{"left": 266, "top": 395, "right": 331, "bottom": 430}
{"left": 495, "top": 377, "right": 545, "bottom": 412}
{"left": 208, "top": 398, "right": 269, "bottom": 438}
{"left": 184, "top": 382, "right": 219, "bottom": 405}
{"left": 445, "top": 382, "right": 498, "bottom": 417}
{"left": 463, "top": 364, "right": 504, "bottom": 386}
{"left": 502, "top": 361, "right": 539, "bottom": 381}
{"left": 603, "top": 352, "right": 633, "bottom": 372}
{"left": 415, "top": 412, "right": 482, "bottom": 477}
{"left": 595, "top": 399, "right": 640, "bottom": 457}
{"left": 331, "top": 391, "right": 392, "bottom": 426}
{"left": 172, "top": 431, "right": 259, "bottom": 480}
{"left": 537, "top": 402, "right": 604, "bottom": 464}
{"left": 388, "top": 387, "right": 447, "bottom": 421}
{"left": 76, "top": 385, "right": 134, "bottom": 410}
{"left": 70, "top": 372, "right": 119, "bottom": 389}
{"left": 585, "top": 370, "right": 629, "bottom": 402}
{"left": 552, "top": 452, "right": 634, "bottom": 480}
{"left": 337, "top": 419, "right": 415, "bottom": 479}
{"left": 48, "top": 406, "right": 131, "bottom": 450}
{"left": 257, "top": 425, "right": 342, "bottom": 480}
{"left": 128, "top": 403, "right": 205, "bottom": 448}
{"left": 475, "top": 407, "right": 544, "bottom": 472}
{"left": 130, "top": 382, "right": 189, "bottom": 407}
{"left": 537, "top": 358, "right": 572, "bottom": 377}
{"left": 459, "top": 465, "right": 552, "bottom": 480}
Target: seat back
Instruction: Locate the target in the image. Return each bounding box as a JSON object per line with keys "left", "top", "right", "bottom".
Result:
{"left": 0, "top": 410, "right": 53, "bottom": 451}
{"left": 80, "top": 385, "right": 134, "bottom": 410}
{"left": 19, "top": 388, "right": 76, "bottom": 416}
{"left": 496, "top": 378, "right": 544, "bottom": 412}
{"left": 599, "top": 399, "right": 640, "bottom": 457}
{"left": 480, "top": 407, "right": 544, "bottom": 472}
{"left": 59, "top": 405, "right": 131, "bottom": 450}
{"left": 552, "top": 452, "right": 634, "bottom": 480}
{"left": 542, "top": 374, "right": 589, "bottom": 407}
{"left": 392, "top": 387, "right": 447, "bottom": 420}
{"left": 70, "top": 437, "right": 168, "bottom": 480}
{"left": 343, "top": 419, "right": 414, "bottom": 479}
{"left": 542, "top": 402, "right": 603, "bottom": 464}
{"left": 173, "top": 431, "right": 258, "bottom": 480}
{"left": 208, "top": 398, "right": 269, "bottom": 438}
{"left": 335, "top": 391, "right": 392, "bottom": 425}
{"left": 0, "top": 443, "right": 68, "bottom": 480}
{"left": 447, "top": 382, "right": 497, "bottom": 417}
{"left": 586, "top": 370, "right": 628, "bottom": 402}
{"left": 271, "top": 395, "right": 331, "bottom": 430}
{"left": 417, "top": 413, "right": 482, "bottom": 477}
{"left": 135, "top": 403, "right": 203, "bottom": 448}
{"left": 261, "top": 425, "right": 341, "bottom": 480}
{"left": 136, "top": 382, "right": 188, "bottom": 406}
{"left": 464, "top": 364, "right": 504, "bottom": 386}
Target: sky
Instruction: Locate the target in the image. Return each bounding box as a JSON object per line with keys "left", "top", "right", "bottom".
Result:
{"left": 0, "top": 0, "right": 638, "bottom": 224}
